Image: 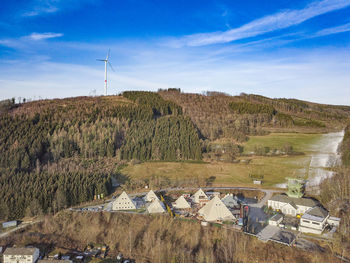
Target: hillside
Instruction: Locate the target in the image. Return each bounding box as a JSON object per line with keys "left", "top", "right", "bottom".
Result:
{"left": 1, "top": 211, "right": 342, "bottom": 263}
{"left": 0, "top": 90, "right": 349, "bottom": 219}
{"left": 159, "top": 90, "right": 350, "bottom": 142}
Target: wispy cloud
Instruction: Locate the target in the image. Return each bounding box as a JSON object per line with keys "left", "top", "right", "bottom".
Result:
{"left": 314, "top": 22, "right": 350, "bottom": 37}
{"left": 171, "top": 0, "right": 350, "bottom": 47}
{"left": 26, "top": 32, "right": 64, "bottom": 40}
{"left": 22, "top": 0, "right": 98, "bottom": 17}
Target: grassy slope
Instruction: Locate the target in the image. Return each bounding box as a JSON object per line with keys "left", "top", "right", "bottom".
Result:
{"left": 122, "top": 156, "right": 310, "bottom": 187}
{"left": 122, "top": 132, "right": 323, "bottom": 187}
{"left": 242, "top": 133, "right": 322, "bottom": 153}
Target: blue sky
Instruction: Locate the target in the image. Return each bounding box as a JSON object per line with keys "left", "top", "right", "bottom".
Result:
{"left": 1, "top": 0, "right": 350, "bottom": 105}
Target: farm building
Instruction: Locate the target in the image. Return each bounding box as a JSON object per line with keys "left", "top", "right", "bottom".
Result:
{"left": 198, "top": 196, "right": 235, "bottom": 222}
{"left": 144, "top": 190, "right": 159, "bottom": 202}
{"left": 173, "top": 195, "right": 191, "bottom": 209}
{"left": 192, "top": 188, "right": 208, "bottom": 204}
{"left": 3, "top": 247, "right": 40, "bottom": 263}
{"left": 147, "top": 198, "right": 166, "bottom": 214}
{"left": 112, "top": 191, "right": 136, "bottom": 211}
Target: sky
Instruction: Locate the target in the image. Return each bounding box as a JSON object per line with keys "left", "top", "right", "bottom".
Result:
{"left": 0, "top": 0, "right": 350, "bottom": 105}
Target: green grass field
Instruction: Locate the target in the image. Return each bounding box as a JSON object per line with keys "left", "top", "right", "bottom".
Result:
{"left": 121, "top": 155, "right": 312, "bottom": 188}
{"left": 121, "top": 133, "right": 326, "bottom": 188}
{"left": 242, "top": 133, "right": 322, "bottom": 153}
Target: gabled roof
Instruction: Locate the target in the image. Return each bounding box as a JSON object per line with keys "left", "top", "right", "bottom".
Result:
{"left": 269, "top": 194, "right": 318, "bottom": 207}
{"left": 144, "top": 190, "right": 159, "bottom": 202}
{"left": 173, "top": 195, "right": 191, "bottom": 209}
{"left": 282, "top": 202, "right": 297, "bottom": 210}
{"left": 198, "top": 196, "right": 235, "bottom": 222}
{"left": 221, "top": 194, "right": 239, "bottom": 208}
{"left": 147, "top": 199, "right": 166, "bottom": 214}
{"left": 4, "top": 247, "right": 38, "bottom": 256}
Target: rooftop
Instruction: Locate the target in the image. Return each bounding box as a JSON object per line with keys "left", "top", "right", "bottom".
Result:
{"left": 302, "top": 206, "right": 329, "bottom": 222}
{"left": 270, "top": 213, "right": 283, "bottom": 222}
{"left": 4, "top": 247, "right": 38, "bottom": 256}
{"left": 270, "top": 194, "right": 319, "bottom": 208}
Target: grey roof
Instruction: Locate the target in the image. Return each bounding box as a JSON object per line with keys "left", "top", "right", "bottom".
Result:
{"left": 270, "top": 194, "right": 319, "bottom": 207}
{"left": 270, "top": 213, "right": 283, "bottom": 221}
{"left": 306, "top": 206, "right": 328, "bottom": 218}
{"left": 4, "top": 247, "right": 38, "bottom": 256}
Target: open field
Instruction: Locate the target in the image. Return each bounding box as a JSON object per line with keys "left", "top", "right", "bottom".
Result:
{"left": 122, "top": 132, "right": 344, "bottom": 188}
{"left": 121, "top": 155, "right": 310, "bottom": 188}
{"left": 242, "top": 133, "right": 323, "bottom": 154}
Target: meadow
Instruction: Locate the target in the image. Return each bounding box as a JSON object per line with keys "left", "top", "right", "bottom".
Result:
{"left": 121, "top": 133, "right": 325, "bottom": 188}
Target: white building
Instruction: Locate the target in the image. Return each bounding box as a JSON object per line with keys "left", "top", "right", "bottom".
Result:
{"left": 198, "top": 196, "right": 235, "bottom": 222}
{"left": 144, "top": 190, "right": 159, "bottom": 202}
{"left": 112, "top": 191, "right": 136, "bottom": 210}
{"left": 147, "top": 199, "right": 166, "bottom": 214}
{"left": 299, "top": 206, "right": 329, "bottom": 234}
{"left": 192, "top": 188, "right": 208, "bottom": 204}
{"left": 268, "top": 213, "right": 283, "bottom": 226}
{"left": 268, "top": 194, "right": 319, "bottom": 216}
{"left": 173, "top": 195, "right": 191, "bottom": 209}
{"left": 3, "top": 247, "right": 40, "bottom": 263}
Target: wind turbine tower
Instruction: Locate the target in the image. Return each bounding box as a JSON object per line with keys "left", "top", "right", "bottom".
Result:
{"left": 97, "top": 49, "right": 115, "bottom": 96}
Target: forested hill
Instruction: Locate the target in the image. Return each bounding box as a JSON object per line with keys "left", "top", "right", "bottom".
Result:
{"left": 0, "top": 90, "right": 349, "bottom": 219}
{"left": 0, "top": 92, "right": 201, "bottom": 219}
{"left": 159, "top": 89, "right": 350, "bottom": 142}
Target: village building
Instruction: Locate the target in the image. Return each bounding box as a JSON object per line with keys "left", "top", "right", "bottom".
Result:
{"left": 144, "top": 190, "right": 159, "bottom": 202}
{"left": 299, "top": 206, "right": 330, "bottom": 234}
{"left": 147, "top": 198, "right": 166, "bottom": 214}
{"left": 268, "top": 213, "right": 283, "bottom": 226}
{"left": 198, "top": 196, "right": 235, "bottom": 222}
{"left": 192, "top": 188, "right": 209, "bottom": 204}
{"left": 221, "top": 194, "right": 239, "bottom": 208}
{"left": 3, "top": 247, "right": 40, "bottom": 263}
{"left": 172, "top": 195, "right": 191, "bottom": 209}
{"left": 268, "top": 194, "right": 319, "bottom": 216}
{"left": 112, "top": 191, "right": 136, "bottom": 211}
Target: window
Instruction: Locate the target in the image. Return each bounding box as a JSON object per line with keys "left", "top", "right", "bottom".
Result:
{"left": 312, "top": 222, "right": 320, "bottom": 225}
{"left": 303, "top": 220, "right": 310, "bottom": 223}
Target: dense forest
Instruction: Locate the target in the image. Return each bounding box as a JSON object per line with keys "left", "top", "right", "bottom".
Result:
{"left": 159, "top": 89, "right": 350, "bottom": 141}
{"left": 0, "top": 92, "right": 201, "bottom": 219}
{"left": 1, "top": 90, "right": 350, "bottom": 219}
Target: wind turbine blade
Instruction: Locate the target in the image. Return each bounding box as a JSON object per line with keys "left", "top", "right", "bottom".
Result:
{"left": 106, "top": 49, "right": 110, "bottom": 60}
{"left": 96, "top": 59, "right": 106, "bottom": 61}
{"left": 108, "top": 61, "right": 115, "bottom": 72}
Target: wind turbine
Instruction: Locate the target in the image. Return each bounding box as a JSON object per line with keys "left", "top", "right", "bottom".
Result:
{"left": 97, "top": 49, "right": 115, "bottom": 96}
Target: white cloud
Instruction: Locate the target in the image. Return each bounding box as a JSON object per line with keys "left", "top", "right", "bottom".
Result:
{"left": 313, "top": 22, "right": 350, "bottom": 37}
{"left": 27, "top": 32, "right": 64, "bottom": 40}
{"left": 22, "top": 0, "right": 98, "bottom": 17}
{"left": 1, "top": 48, "right": 350, "bottom": 105}
{"left": 171, "top": 0, "right": 350, "bottom": 47}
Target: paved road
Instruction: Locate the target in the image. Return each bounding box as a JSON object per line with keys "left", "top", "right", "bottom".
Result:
{"left": 0, "top": 220, "right": 42, "bottom": 239}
